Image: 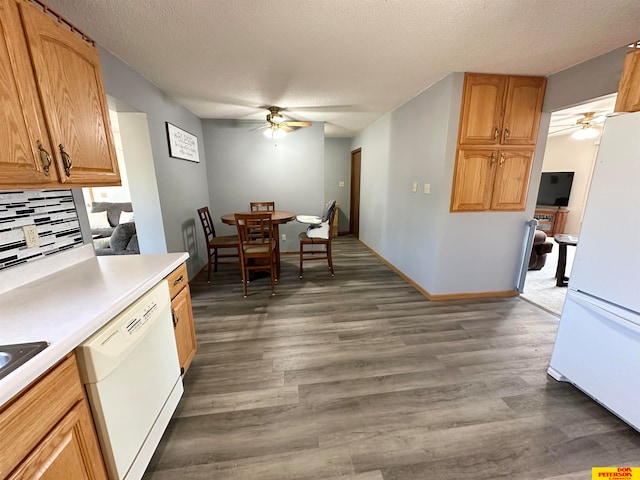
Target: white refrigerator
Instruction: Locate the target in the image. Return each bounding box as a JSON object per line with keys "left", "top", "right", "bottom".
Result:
{"left": 548, "top": 111, "right": 640, "bottom": 431}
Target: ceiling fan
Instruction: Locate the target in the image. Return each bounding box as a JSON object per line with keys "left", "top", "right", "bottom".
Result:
{"left": 550, "top": 111, "right": 607, "bottom": 139}
{"left": 255, "top": 106, "right": 312, "bottom": 139}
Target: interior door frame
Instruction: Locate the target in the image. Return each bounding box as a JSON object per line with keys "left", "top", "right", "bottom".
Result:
{"left": 350, "top": 148, "right": 361, "bottom": 238}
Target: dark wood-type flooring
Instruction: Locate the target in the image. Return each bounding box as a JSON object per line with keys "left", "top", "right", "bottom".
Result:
{"left": 144, "top": 235, "right": 639, "bottom": 479}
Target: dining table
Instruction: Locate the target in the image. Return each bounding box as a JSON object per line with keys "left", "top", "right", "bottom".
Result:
{"left": 221, "top": 210, "right": 296, "bottom": 278}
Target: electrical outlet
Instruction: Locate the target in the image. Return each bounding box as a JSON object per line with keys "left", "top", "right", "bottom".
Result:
{"left": 23, "top": 225, "right": 40, "bottom": 248}
{"left": 412, "top": 182, "right": 418, "bottom": 192}
{"left": 281, "top": 233, "right": 286, "bottom": 241}
{"left": 423, "top": 183, "right": 430, "bottom": 194}
{"left": 338, "top": 181, "right": 345, "bottom": 187}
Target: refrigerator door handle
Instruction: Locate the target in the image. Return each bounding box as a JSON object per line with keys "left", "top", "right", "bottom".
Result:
{"left": 572, "top": 292, "right": 640, "bottom": 336}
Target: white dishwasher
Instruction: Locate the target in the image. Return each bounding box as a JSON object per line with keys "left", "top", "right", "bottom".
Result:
{"left": 76, "top": 280, "right": 183, "bottom": 480}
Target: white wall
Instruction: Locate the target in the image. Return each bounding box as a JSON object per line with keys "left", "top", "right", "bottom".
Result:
{"left": 324, "top": 138, "right": 352, "bottom": 233}
{"left": 352, "top": 74, "right": 483, "bottom": 295}
{"left": 202, "top": 120, "right": 325, "bottom": 253}
{"left": 98, "top": 47, "right": 210, "bottom": 278}
{"left": 117, "top": 112, "right": 167, "bottom": 254}
{"left": 539, "top": 134, "right": 599, "bottom": 234}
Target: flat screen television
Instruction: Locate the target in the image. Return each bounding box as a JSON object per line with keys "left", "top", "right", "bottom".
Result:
{"left": 536, "top": 171, "right": 574, "bottom": 207}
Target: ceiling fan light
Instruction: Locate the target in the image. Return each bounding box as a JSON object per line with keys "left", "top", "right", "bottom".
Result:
{"left": 264, "top": 126, "right": 286, "bottom": 139}
{"left": 571, "top": 126, "right": 600, "bottom": 140}
{"left": 270, "top": 112, "right": 284, "bottom": 124}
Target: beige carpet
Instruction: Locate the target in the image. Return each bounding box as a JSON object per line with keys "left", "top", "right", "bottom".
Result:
{"left": 521, "top": 239, "right": 576, "bottom": 316}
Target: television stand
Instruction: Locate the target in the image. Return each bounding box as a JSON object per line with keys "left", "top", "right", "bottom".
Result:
{"left": 534, "top": 207, "right": 569, "bottom": 236}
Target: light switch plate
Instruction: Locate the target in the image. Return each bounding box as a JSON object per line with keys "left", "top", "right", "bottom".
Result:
{"left": 339, "top": 181, "right": 345, "bottom": 187}
{"left": 412, "top": 182, "right": 418, "bottom": 192}
{"left": 424, "top": 183, "right": 430, "bottom": 194}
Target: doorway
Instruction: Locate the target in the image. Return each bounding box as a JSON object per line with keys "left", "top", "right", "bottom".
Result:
{"left": 350, "top": 148, "right": 361, "bottom": 238}
{"left": 521, "top": 94, "right": 616, "bottom": 314}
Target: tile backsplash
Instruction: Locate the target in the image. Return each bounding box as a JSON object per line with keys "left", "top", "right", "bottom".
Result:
{"left": 0, "top": 190, "right": 83, "bottom": 271}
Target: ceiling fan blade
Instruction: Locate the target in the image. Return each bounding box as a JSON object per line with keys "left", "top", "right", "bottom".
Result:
{"left": 279, "top": 125, "right": 294, "bottom": 133}
{"left": 250, "top": 123, "right": 269, "bottom": 131}
{"left": 283, "top": 121, "right": 311, "bottom": 127}
{"left": 550, "top": 125, "right": 580, "bottom": 134}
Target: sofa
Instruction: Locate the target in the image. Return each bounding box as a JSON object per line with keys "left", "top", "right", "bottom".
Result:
{"left": 528, "top": 229, "right": 553, "bottom": 270}
{"left": 88, "top": 202, "right": 139, "bottom": 256}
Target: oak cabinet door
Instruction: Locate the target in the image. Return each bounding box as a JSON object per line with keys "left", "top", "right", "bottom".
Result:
{"left": 18, "top": 0, "right": 120, "bottom": 186}
{"left": 458, "top": 74, "right": 506, "bottom": 146}
{"left": 8, "top": 401, "right": 108, "bottom": 480}
{"left": 501, "top": 76, "right": 546, "bottom": 145}
{"left": 172, "top": 285, "right": 197, "bottom": 374}
{"left": 450, "top": 149, "right": 496, "bottom": 211}
{"left": 0, "top": 0, "right": 56, "bottom": 186}
{"left": 490, "top": 150, "right": 533, "bottom": 211}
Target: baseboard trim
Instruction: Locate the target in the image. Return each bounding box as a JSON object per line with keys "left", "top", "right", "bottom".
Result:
{"left": 358, "top": 239, "right": 518, "bottom": 301}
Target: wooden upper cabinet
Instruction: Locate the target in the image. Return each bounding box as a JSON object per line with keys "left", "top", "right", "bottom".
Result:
{"left": 501, "top": 76, "right": 546, "bottom": 145}
{"left": 0, "top": 0, "right": 120, "bottom": 189}
{"left": 451, "top": 148, "right": 534, "bottom": 212}
{"left": 615, "top": 47, "right": 640, "bottom": 113}
{"left": 450, "top": 149, "right": 496, "bottom": 211}
{"left": 458, "top": 73, "right": 545, "bottom": 147}
{"left": 452, "top": 72, "right": 544, "bottom": 212}
{"left": 458, "top": 74, "right": 506, "bottom": 146}
{"left": 490, "top": 150, "right": 534, "bottom": 210}
{"left": 0, "top": 0, "right": 54, "bottom": 186}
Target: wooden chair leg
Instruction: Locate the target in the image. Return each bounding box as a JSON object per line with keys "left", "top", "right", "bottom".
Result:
{"left": 241, "top": 264, "right": 248, "bottom": 297}
{"left": 213, "top": 248, "right": 219, "bottom": 273}
{"left": 299, "top": 242, "right": 304, "bottom": 278}
{"left": 206, "top": 249, "right": 212, "bottom": 283}
{"left": 270, "top": 251, "right": 276, "bottom": 296}
{"left": 327, "top": 242, "right": 334, "bottom": 276}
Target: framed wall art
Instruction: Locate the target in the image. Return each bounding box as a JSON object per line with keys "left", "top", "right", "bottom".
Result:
{"left": 166, "top": 122, "right": 199, "bottom": 162}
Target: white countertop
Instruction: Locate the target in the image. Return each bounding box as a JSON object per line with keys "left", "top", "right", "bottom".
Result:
{"left": 0, "top": 247, "right": 188, "bottom": 407}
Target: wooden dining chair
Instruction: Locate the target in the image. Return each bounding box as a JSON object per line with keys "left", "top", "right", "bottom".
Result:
{"left": 197, "top": 207, "right": 239, "bottom": 283}
{"left": 250, "top": 201, "right": 275, "bottom": 212}
{"left": 235, "top": 212, "right": 278, "bottom": 297}
{"left": 299, "top": 201, "right": 336, "bottom": 278}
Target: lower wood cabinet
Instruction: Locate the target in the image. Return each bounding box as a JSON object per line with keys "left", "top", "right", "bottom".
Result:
{"left": 166, "top": 262, "right": 197, "bottom": 375}
{"left": 0, "top": 354, "right": 107, "bottom": 479}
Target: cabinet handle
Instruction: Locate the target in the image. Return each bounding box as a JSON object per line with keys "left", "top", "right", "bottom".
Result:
{"left": 59, "top": 144, "right": 72, "bottom": 177}
{"left": 172, "top": 310, "right": 179, "bottom": 327}
{"left": 37, "top": 141, "right": 52, "bottom": 176}
{"left": 173, "top": 275, "right": 184, "bottom": 286}
{"left": 503, "top": 127, "right": 510, "bottom": 140}
{"left": 493, "top": 127, "right": 500, "bottom": 142}
{"left": 499, "top": 153, "right": 505, "bottom": 166}
{"left": 489, "top": 153, "right": 496, "bottom": 167}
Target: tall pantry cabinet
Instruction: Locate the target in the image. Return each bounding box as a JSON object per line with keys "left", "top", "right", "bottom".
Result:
{"left": 451, "top": 73, "right": 546, "bottom": 212}
{"left": 0, "top": 0, "right": 120, "bottom": 189}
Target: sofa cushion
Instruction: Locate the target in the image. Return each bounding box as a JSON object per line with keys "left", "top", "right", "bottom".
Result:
{"left": 119, "top": 210, "right": 135, "bottom": 224}
{"left": 88, "top": 211, "right": 111, "bottom": 230}
{"left": 93, "top": 237, "right": 111, "bottom": 249}
{"left": 109, "top": 222, "right": 137, "bottom": 251}
{"left": 91, "top": 202, "right": 133, "bottom": 227}
{"left": 126, "top": 234, "right": 139, "bottom": 252}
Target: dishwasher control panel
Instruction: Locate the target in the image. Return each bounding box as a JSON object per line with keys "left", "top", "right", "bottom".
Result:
{"left": 125, "top": 299, "right": 158, "bottom": 336}
{"left": 75, "top": 280, "right": 172, "bottom": 384}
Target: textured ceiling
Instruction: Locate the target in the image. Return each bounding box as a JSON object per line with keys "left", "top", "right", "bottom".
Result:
{"left": 43, "top": 0, "right": 640, "bottom": 137}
